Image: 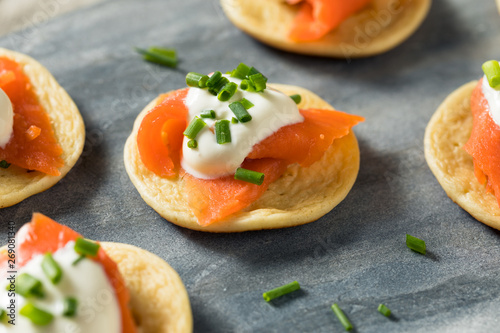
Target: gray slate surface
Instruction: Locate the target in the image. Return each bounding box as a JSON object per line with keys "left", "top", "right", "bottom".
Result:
{"left": 1, "top": 0, "right": 500, "bottom": 332}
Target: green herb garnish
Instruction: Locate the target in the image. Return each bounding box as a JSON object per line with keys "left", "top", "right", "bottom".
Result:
{"left": 406, "top": 234, "right": 426, "bottom": 255}
{"left": 20, "top": 303, "right": 53, "bottom": 325}
{"left": 135, "top": 47, "right": 177, "bottom": 68}
{"left": 262, "top": 281, "right": 300, "bottom": 301}
{"left": 331, "top": 303, "right": 353, "bottom": 331}
{"left": 215, "top": 120, "right": 231, "bottom": 144}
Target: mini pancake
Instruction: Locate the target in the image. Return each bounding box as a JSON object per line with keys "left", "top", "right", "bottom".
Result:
{"left": 124, "top": 84, "right": 360, "bottom": 232}
{"left": 0, "top": 48, "right": 85, "bottom": 208}
{"left": 424, "top": 81, "right": 500, "bottom": 230}
{"left": 0, "top": 242, "right": 193, "bottom": 332}
{"left": 101, "top": 242, "right": 193, "bottom": 333}
{"left": 220, "top": 0, "right": 431, "bottom": 58}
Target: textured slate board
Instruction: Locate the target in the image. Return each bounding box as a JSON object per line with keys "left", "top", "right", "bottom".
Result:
{"left": 1, "top": 0, "right": 500, "bottom": 332}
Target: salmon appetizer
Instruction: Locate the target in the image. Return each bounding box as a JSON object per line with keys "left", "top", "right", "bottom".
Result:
{"left": 220, "top": 0, "right": 431, "bottom": 58}
{"left": 425, "top": 60, "right": 500, "bottom": 230}
{"left": 125, "top": 64, "right": 363, "bottom": 232}
{"left": 0, "top": 213, "right": 192, "bottom": 332}
{"left": 0, "top": 48, "right": 85, "bottom": 208}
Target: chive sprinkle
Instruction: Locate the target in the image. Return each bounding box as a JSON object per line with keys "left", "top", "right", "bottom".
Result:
{"left": 0, "top": 160, "right": 10, "bottom": 169}
{"left": 235, "top": 167, "right": 265, "bottom": 185}
{"left": 406, "top": 234, "right": 426, "bottom": 255}
{"left": 183, "top": 117, "right": 206, "bottom": 139}
{"left": 290, "top": 94, "right": 301, "bottom": 104}
{"left": 134, "top": 47, "right": 177, "bottom": 68}
{"left": 331, "top": 304, "right": 353, "bottom": 331}
{"left": 206, "top": 71, "right": 222, "bottom": 88}
{"left": 231, "top": 63, "right": 251, "bottom": 80}
{"left": 482, "top": 60, "right": 500, "bottom": 89}
{"left": 240, "top": 79, "right": 256, "bottom": 92}
{"left": 248, "top": 66, "right": 262, "bottom": 76}
{"left": 231, "top": 117, "right": 239, "bottom": 124}
{"left": 249, "top": 73, "right": 267, "bottom": 92}
{"left": 187, "top": 139, "right": 198, "bottom": 149}
{"left": 229, "top": 101, "right": 252, "bottom": 123}
{"left": 208, "top": 77, "right": 229, "bottom": 96}
{"left": 378, "top": 304, "right": 391, "bottom": 317}
{"left": 200, "top": 110, "right": 216, "bottom": 119}
{"left": 16, "top": 273, "right": 44, "bottom": 298}
{"left": 63, "top": 297, "right": 78, "bottom": 317}
{"left": 218, "top": 82, "right": 238, "bottom": 101}
{"left": 262, "top": 281, "right": 300, "bottom": 302}
{"left": 72, "top": 254, "right": 86, "bottom": 266}
{"left": 186, "top": 72, "right": 206, "bottom": 87}
{"left": 215, "top": 120, "right": 231, "bottom": 144}
{"left": 239, "top": 98, "right": 254, "bottom": 109}
{"left": 41, "top": 253, "right": 63, "bottom": 285}
{"left": 198, "top": 75, "right": 209, "bottom": 88}
{"left": 20, "top": 303, "right": 53, "bottom": 326}
{"left": 74, "top": 238, "right": 100, "bottom": 257}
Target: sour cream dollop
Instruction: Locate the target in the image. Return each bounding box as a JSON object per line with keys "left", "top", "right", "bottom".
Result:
{"left": 0, "top": 241, "right": 121, "bottom": 333}
{"left": 182, "top": 76, "right": 304, "bottom": 179}
{"left": 0, "top": 88, "right": 13, "bottom": 149}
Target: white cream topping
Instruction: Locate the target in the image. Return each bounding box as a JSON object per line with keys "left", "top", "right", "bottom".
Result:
{"left": 482, "top": 74, "right": 500, "bottom": 126}
{"left": 182, "top": 75, "right": 304, "bottom": 179}
{"left": 0, "top": 241, "right": 121, "bottom": 333}
{"left": 0, "top": 88, "right": 13, "bottom": 149}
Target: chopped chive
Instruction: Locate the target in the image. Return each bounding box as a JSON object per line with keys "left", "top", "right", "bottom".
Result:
{"left": 148, "top": 47, "right": 176, "bottom": 58}
{"left": 229, "top": 101, "right": 252, "bottom": 123}
{"left": 208, "top": 77, "right": 229, "bottom": 96}
{"left": 239, "top": 98, "right": 254, "bottom": 109}
{"left": 231, "top": 63, "right": 251, "bottom": 80}
{"left": 187, "top": 139, "right": 198, "bottom": 149}
{"left": 74, "top": 238, "right": 100, "bottom": 257}
{"left": 72, "top": 254, "right": 86, "bottom": 266}
{"left": 41, "top": 253, "right": 62, "bottom": 285}
{"left": 231, "top": 117, "right": 239, "bottom": 124}
{"left": 482, "top": 60, "right": 500, "bottom": 89}
{"left": 249, "top": 73, "right": 267, "bottom": 92}
{"left": 186, "top": 72, "right": 206, "bottom": 87}
{"left": 240, "top": 79, "right": 256, "bottom": 92}
{"left": 218, "top": 82, "right": 238, "bottom": 101}
{"left": 183, "top": 117, "right": 206, "bottom": 139}
{"left": 378, "top": 304, "right": 391, "bottom": 317}
{"left": 200, "top": 110, "right": 216, "bottom": 119}
{"left": 16, "top": 273, "right": 44, "bottom": 298}
{"left": 20, "top": 303, "right": 53, "bottom": 326}
{"left": 0, "top": 160, "right": 10, "bottom": 169}
{"left": 215, "top": 120, "right": 231, "bottom": 144}
{"left": 248, "top": 66, "right": 262, "bottom": 76}
{"left": 63, "top": 297, "right": 78, "bottom": 317}
{"left": 331, "top": 304, "right": 353, "bottom": 331}
{"left": 134, "top": 47, "right": 177, "bottom": 68}
{"left": 198, "top": 75, "right": 209, "bottom": 88}
{"left": 289, "top": 94, "right": 301, "bottom": 104}
{"left": 206, "top": 71, "right": 222, "bottom": 88}
{"left": 235, "top": 167, "right": 265, "bottom": 186}
{"left": 406, "top": 234, "right": 426, "bottom": 255}
{"left": 262, "top": 281, "right": 300, "bottom": 302}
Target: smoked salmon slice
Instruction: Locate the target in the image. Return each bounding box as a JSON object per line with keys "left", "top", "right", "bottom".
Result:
{"left": 288, "top": 0, "right": 371, "bottom": 42}
{"left": 0, "top": 213, "right": 137, "bottom": 333}
{"left": 248, "top": 108, "right": 364, "bottom": 166}
{"left": 464, "top": 79, "right": 500, "bottom": 206}
{"left": 137, "top": 90, "right": 363, "bottom": 225}
{"left": 183, "top": 158, "right": 289, "bottom": 226}
{"left": 0, "top": 57, "right": 63, "bottom": 176}
{"left": 137, "top": 89, "right": 188, "bottom": 178}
